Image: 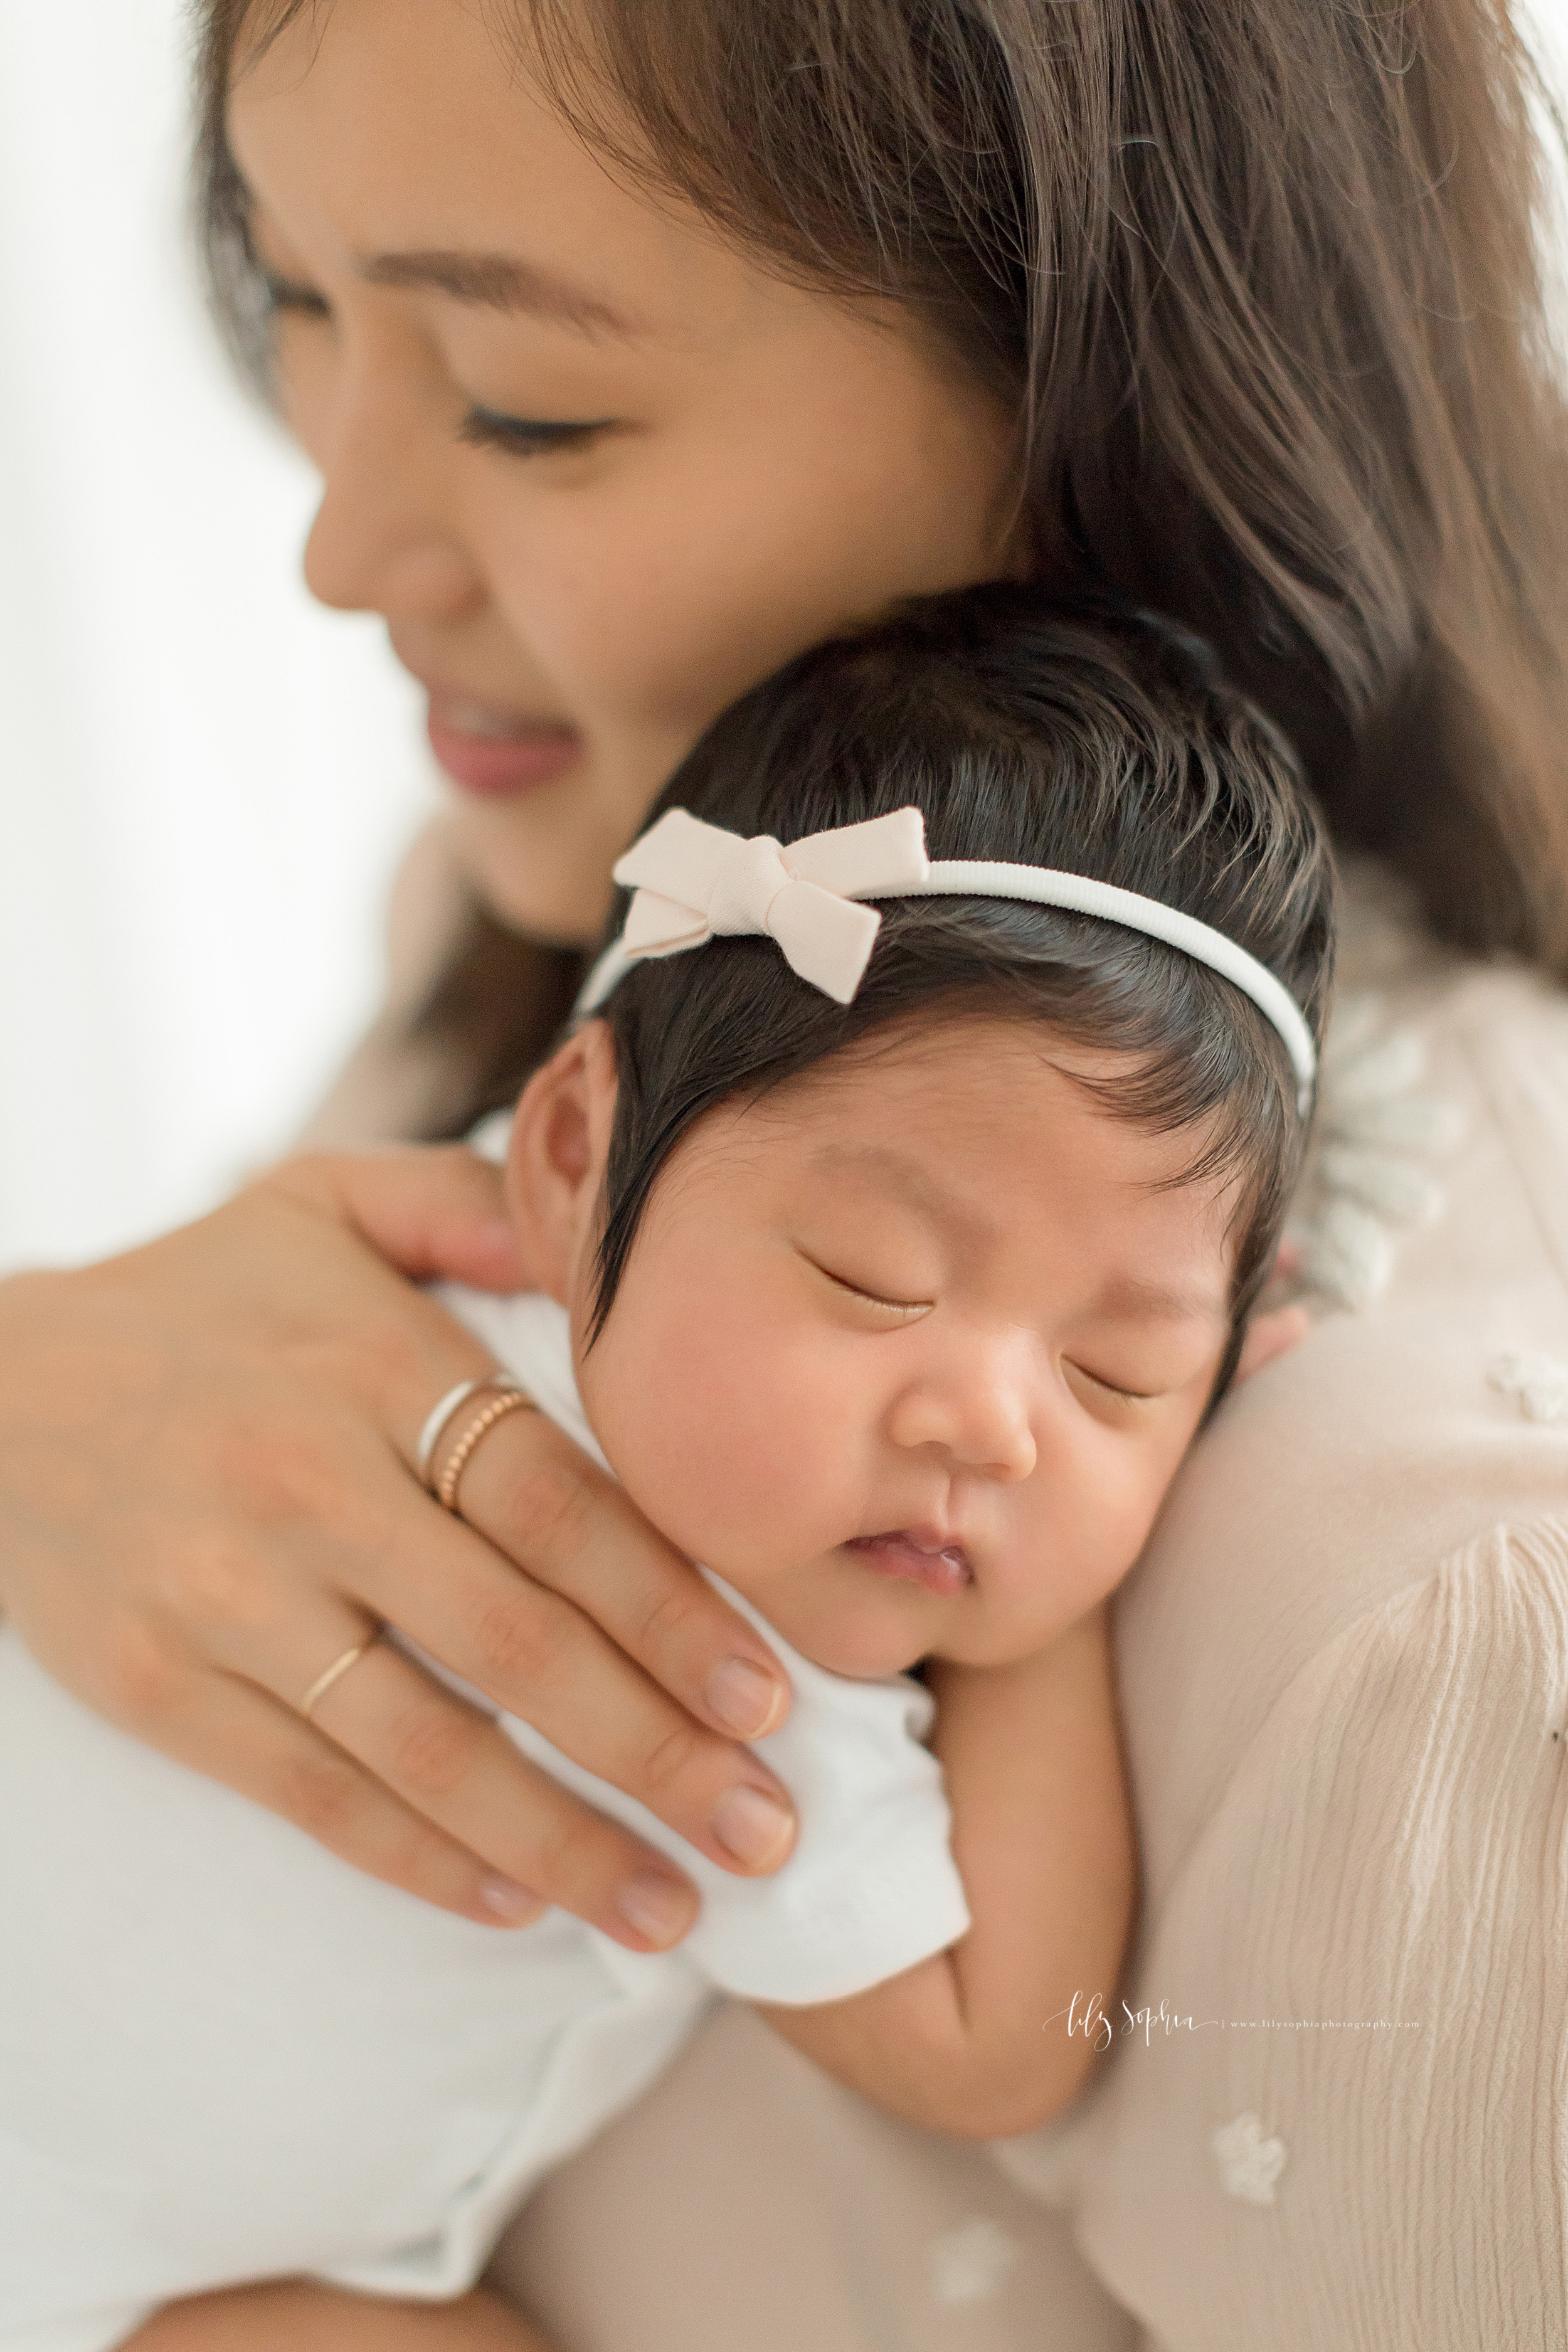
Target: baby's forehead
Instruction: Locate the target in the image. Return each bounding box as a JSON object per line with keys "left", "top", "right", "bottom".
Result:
{"left": 729, "top": 1027, "right": 1241, "bottom": 1306}
{"left": 769, "top": 1012, "right": 1239, "bottom": 1177}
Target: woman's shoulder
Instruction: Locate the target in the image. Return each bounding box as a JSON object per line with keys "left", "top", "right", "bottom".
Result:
{"left": 1118, "top": 862, "right": 1568, "bottom": 1882}
{"left": 1052, "top": 1498, "right": 1568, "bottom": 2348}
{"left": 1000, "top": 881, "right": 1568, "bottom": 2319}
{"left": 1290, "top": 856, "right": 1568, "bottom": 1313}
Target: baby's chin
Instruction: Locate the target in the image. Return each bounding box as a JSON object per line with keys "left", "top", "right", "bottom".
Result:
{"left": 725, "top": 1548, "right": 966, "bottom": 1682}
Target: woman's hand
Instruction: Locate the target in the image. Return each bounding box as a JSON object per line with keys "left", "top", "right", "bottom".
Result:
{"left": 0, "top": 1147, "right": 797, "bottom": 1948}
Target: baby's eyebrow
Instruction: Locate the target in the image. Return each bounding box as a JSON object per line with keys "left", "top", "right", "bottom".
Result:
{"left": 807, "top": 1142, "right": 982, "bottom": 1237}
{"left": 1092, "top": 1273, "right": 1229, "bottom": 1327}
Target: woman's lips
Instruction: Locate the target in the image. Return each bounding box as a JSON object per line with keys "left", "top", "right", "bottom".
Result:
{"left": 425, "top": 693, "right": 581, "bottom": 798}
{"left": 845, "top": 1531, "right": 973, "bottom": 1596}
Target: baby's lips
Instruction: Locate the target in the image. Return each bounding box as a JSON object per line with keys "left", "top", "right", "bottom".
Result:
{"left": 845, "top": 1530, "right": 973, "bottom": 1593}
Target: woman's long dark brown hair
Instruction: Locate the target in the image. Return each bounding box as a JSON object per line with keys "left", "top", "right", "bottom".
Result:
{"left": 196, "top": 0, "right": 1568, "bottom": 1130}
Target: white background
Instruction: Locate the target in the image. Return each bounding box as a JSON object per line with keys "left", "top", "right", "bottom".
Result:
{"left": 2, "top": 1, "right": 1565, "bottom": 1273}
{"left": 0, "top": 2, "right": 434, "bottom": 1273}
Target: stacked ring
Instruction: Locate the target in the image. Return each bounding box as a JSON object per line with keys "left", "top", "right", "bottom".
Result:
{"left": 420, "top": 1380, "right": 538, "bottom": 1518}
{"left": 415, "top": 1379, "right": 488, "bottom": 1486}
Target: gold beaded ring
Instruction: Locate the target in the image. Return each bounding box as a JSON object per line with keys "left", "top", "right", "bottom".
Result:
{"left": 432, "top": 1385, "right": 538, "bottom": 1517}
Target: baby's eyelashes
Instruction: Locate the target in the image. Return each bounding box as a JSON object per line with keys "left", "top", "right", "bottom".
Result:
{"left": 802, "top": 1256, "right": 933, "bottom": 1319}
{"left": 1062, "top": 1357, "right": 1162, "bottom": 1409}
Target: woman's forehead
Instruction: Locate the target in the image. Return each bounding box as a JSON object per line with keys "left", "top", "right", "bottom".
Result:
{"left": 228, "top": 0, "right": 736, "bottom": 319}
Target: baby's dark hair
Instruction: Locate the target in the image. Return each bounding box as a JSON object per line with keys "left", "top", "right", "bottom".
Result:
{"left": 587, "top": 584, "right": 1336, "bottom": 1394}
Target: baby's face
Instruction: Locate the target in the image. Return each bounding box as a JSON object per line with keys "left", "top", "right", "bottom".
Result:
{"left": 556, "top": 1015, "right": 1240, "bottom": 1677}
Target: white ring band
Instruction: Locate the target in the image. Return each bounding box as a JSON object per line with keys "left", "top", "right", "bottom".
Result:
{"left": 415, "top": 1379, "right": 486, "bottom": 1485}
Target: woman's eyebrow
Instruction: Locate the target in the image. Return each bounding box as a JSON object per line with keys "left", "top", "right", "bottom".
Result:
{"left": 359, "top": 249, "right": 645, "bottom": 341}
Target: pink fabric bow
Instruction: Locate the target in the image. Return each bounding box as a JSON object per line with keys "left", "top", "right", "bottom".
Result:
{"left": 612, "top": 806, "right": 932, "bottom": 1005}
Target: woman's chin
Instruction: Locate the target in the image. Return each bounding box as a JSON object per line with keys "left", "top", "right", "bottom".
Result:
{"left": 445, "top": 800, "right": 615, "bottom": 949}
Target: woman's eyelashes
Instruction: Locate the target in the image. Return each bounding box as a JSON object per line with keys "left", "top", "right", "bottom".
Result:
{"left": 458, "top": 405, "right": 617, "bottom": 458}
{"left": 261, "top": 271, "right": 331, "bottom": 320}
{"left": 253, "top": 287, "right": 610, "bottom": 457}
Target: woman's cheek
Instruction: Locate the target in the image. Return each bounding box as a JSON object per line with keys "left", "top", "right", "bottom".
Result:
{"left": 512, "top": 461, "right": 837, "bottom": 750}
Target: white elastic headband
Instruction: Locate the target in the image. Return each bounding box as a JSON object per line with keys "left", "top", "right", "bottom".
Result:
{"left": 576, "top": 805, "right": 1316, "bottom": 1114}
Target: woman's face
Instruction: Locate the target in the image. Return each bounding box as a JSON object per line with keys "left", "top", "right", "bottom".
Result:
{"left": 228, "top": 0, "right": 1026, "bottom": 942}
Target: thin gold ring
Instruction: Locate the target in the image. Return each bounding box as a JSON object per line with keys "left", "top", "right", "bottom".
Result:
{"left": 299, "top": 1636, "right": 378, "bottom": 1721}
{"left": 435, "top": 1385, "right": 537, "bottom": 1516}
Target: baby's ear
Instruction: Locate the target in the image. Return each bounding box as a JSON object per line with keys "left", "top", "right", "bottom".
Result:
{"left": 1231, "top": 1301, "right": 1312, "bottom": 1387}
{"left": 505, "top": 1023, "right": 618, "bottom": 1308}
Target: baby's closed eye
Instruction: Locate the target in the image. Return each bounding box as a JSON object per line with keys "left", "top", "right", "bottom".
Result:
{"left": 802, "top": 1254, "right": 933, "bottom": 1319}
{"left": 1053, "top": 1355, "right": 1166, "bottom": 1402}
{"left": 1062, "top": 1358, "right": 1162, "bottom": 1409}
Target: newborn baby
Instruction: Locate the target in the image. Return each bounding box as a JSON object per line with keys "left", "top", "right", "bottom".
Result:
{"left": 0, "top": 586, "right": 1333, "bottom": 2352}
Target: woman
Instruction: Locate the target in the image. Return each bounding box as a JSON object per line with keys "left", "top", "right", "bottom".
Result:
{"left": 3, "top": 1, "right": 1566, "bottom": 2344}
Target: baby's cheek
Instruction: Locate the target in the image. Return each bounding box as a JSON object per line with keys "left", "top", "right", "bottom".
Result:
{"left": 1089, "top": 1429, "right": 1199, "bottom": 1590}
{"left": 581, "top": 1306, "right": 854, "bottom": 1572}
{"left": 674, "top": 1339, "right": 851, "bottom": 1561}
{"left": 995, "top": 1436, "right": 1185, "bottom": 1640}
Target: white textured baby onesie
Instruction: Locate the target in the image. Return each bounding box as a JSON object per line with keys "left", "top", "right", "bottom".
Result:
{"left": 0, "top": 1291, "right": 970, "bottom": 2352}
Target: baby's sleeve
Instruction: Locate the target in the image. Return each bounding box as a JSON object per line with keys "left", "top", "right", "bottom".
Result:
{"left": 675, "top": 1658, "right": 973, "bottom": 2006}
{"left": 506, "top": 1602, "right": 971, "bottom": 2010}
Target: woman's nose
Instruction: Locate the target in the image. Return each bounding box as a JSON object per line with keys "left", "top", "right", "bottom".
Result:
{"left": 886, "top": 1350, "right": 1039, "bottom": 1483}
{"left": 302, "top": 351, "right": 485, "bottom": 624}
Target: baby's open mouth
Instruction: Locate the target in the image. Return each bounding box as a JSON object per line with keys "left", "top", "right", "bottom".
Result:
{"left": 845, "top": 1530, "right": 973, "bottom": 1594}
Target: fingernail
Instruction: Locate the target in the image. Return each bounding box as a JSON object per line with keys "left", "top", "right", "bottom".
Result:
{"left": 711, "top": 1783, "right": 795, "bottom": 1868}
{"left": 706, "top": 1655, "right": 786, "bottom": 1737}
{"left": 617, "top": 1868, "right": 699, "bottom": 1949}
{"left": 478, "top": 1873, "right": 546, "bottom": 1926}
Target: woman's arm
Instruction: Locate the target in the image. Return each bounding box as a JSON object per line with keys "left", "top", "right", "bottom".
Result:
{"left": 755, "top": 1604, "right": 1136, "bottom": 2138}
{"left": 125, "top": 2280, "right": 549, "bottom": 2352}
{"left": 0, "top": 1145, "right": 797, "bottom": 1946}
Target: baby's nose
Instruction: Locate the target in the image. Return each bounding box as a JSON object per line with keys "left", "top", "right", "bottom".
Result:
{"left": 887, "top": 1360, "right": 1037, "bottom": 1481}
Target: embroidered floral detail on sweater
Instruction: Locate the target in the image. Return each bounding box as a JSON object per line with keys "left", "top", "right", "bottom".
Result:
{"left": 1210, "top": 2112, "right": 1288, "bottom": 2206}
{"left": 1488, "top": 1351, "right": 1568, "bottom": 1426}
{"left": 924, "top": 2215, "right": 1020, "bottom": 2304}
{"left": 1288, "top": 992, "right": 1462, "bottom": 1311}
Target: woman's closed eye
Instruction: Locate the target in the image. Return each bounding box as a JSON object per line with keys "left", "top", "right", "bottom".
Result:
{"left": 459, "top": 405, "right": 617, "bottom": 458}
{"left": 262, "top": 271, "right": 332, "bottom": 321}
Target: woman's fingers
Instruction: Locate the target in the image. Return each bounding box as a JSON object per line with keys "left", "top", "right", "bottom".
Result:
{"left": 453, "top": 1407, "right": 791, "bottom": 1740}
{"left": 316, "top": 1457, "right": 799, "bottom": 1884}
{"left": 0, "top": 1159, "right": 797, "bottom": 1937}
{"left": 117, "top": 1658, "right": 548, "bottom": 1930}
{"left": 299, "top": 1635, "right": 702, "bottom": 1949}
{"left": 257, "top": 1163, "right": 797, "bottom": 1779}
{"left": 261, "top": 1146, "right": 530, "bottom": 1295}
